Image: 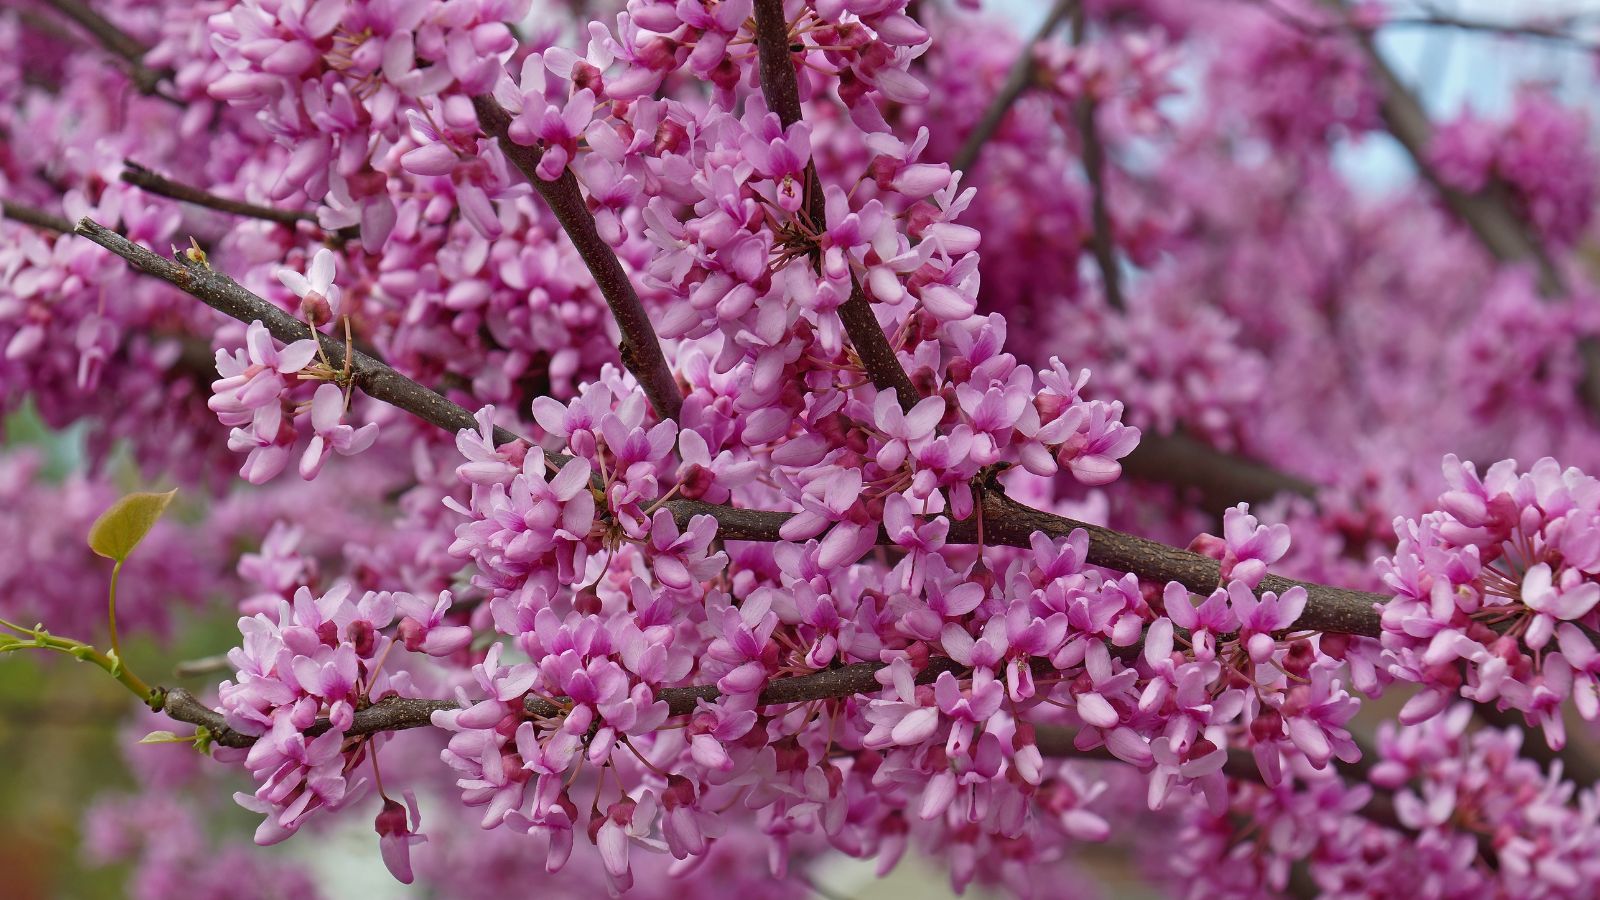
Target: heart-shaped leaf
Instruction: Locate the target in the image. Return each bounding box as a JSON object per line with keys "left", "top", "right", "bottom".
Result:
{"left": 88, "top": 489, "right": 178, "bottom": 563}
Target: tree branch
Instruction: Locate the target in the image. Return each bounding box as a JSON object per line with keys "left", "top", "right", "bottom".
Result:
{"left": 120, "top": 160, "right": 349, "bottom": 236}
{"left": 160, "top": 658, "right": 968, "bottom": 750}
{"left": 73, "top": 218, "right": 524, "bottom": 448}
{"left": 2, "top": 199, "right": 73, "bottom": 234}
{"left": 1069, "top": 5, "right": 1124, "bottom": 312}
{"left": 160, "top": 663, "right": 1435, "bottom": 842}
{"left": 38, "top": 0, "right": 172, "bottom": 98}
{"left": 750, "top": 0, "right": 922, "bottom": 413}
{"left": 1120, "top": 432, "right": 1318, "bottom": 514}
{"left": 951, "top": 0, "right": 1077, "bottom": 174}
{"left": 471, "top": 96, "right": 684, "bottom": 423}
{"left": 75, "top": 217, "right": 1386, "bottom": 641}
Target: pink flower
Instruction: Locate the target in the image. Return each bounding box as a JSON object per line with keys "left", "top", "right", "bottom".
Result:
{"left": 298, "top": 383, "right": 379, "bottom": 480}
{"left": 374, "top": 793, "right": 426, "bottom": 884}
{"left": 277, "top": 248, "right": 342, "bottom": 327}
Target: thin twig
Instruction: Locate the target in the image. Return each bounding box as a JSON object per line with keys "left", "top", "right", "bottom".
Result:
{"left": 472, "top": 96, "right": 684, "bottom": 423}
{"left": 1249, "top": 0, "right": 1600, "bottom": 53}
{"left": 120, "top": 160, "right": 331, "bottom": 232}
{"left": 952, "top": 0, "right": 1077, "bottom": 174}
{"left": 1070, "top": 5, "right": 1125, "bottom": 311}
{"left": 73, "top": 218, "right": 523, "bottom": 447}
{"left": 2, "top": 200, "right": 73, "bottom": 234}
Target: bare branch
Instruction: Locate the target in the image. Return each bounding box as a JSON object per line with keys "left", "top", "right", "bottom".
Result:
{"left": 73, "top": 217, "right": 524, "bottom": 448}
{"left": 472, "top": 96, "right": 684, "bottom": 423}
{"left": 1069, "top": 5, "right": 1124, "bottom": 311}
{"left": 2, "top": 199, "right": 73, "bottom": 234}
{"left": 121, "top": 161, "right": 353, "bottom": 239}
{"left": 952, "top": 0, "right": 1077, "bottom": 174}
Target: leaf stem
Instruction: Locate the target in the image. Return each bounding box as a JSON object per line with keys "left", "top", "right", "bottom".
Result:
{"left": 108, "top": 559, "right": 123, "bottom": 660}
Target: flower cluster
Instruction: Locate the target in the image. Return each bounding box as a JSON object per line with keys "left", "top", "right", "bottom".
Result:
{"left": 1432, "top": 88, "right": 1596, "bottom": 247}
{"left": 219, "top": 581, "right": 464, "bottom": 873}
{"left": 1378, "top": 456, "right": 1600, "bottom": 745}
{"left": 209, "top": 250, "right": 378, "bottom": 484}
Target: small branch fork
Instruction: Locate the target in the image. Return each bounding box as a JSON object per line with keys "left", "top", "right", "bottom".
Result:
{"left": 471, "top": 96, "right": 684, "bottom": 423}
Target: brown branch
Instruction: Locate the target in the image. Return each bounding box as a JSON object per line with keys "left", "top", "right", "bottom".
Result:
{"left": 75, "top": 217, "right": 1385, "bottom": 640}
{"left": 1252, "top": 0, "right": 1600, "bottom": 53}
{"left": 666, "top": 490, "right": 1383, "bottom": 637}
{"left": 73, "top": 217, "right": 524, "bottom": 448}
{"left": 39, "top": 0, "right": 171, "bottom": 97}
{"left": 1069, "top": 5, "right": 1124, "bottom": 312}
{"left": 471, "top": 96, "right": 683, "bottom": 423}
{"left": 160, "top": 657, "right": 967, "bottom": 750}
{"left": 120, "top": 160, "right": 341, "bottom": 233}
{"left": 1120, "top": 432, "right": 1318, "bottom": 514}
{"left": 160, "top": 663, "right": 1439, "bottom": 845}
{"left": 2, "top": 199, "right": 73, "bottom": 234}
{"left": 951, "top": 0, "right": 1077, "bottom": 174}
{"left": 750, "top": 0, "right": 921, "bottom": 413}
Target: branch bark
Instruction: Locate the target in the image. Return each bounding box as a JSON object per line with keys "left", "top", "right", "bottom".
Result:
{"left": 120, "top": 160, "right": 351, "bottom": 238}
{"left": 2, "top": 199, "right": 73, "bottom": 234}
{"left": 472, "top": 96, "right": 684, "bottom": 423}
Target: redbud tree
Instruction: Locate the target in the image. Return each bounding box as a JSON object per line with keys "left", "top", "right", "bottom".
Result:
{"left": 4, "top": 0, "right": 1600, "bottom": 896}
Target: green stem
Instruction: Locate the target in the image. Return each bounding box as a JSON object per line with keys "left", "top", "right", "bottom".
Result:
{"left": 108, "top": 558, "right": 123, "bottom": 660}
{"left": 0, "top": 631, "right": 156, "bottom": 706}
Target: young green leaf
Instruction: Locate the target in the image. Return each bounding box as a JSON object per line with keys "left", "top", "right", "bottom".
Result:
{"left": 87, "top": 489, "right": 178, "bottom": 562}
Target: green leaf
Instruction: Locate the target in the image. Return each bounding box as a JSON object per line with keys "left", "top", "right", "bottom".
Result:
{"left": 87, "top": 489, "right": 177, "bottom": 562}
{"left": 138, "top": 730, "right": 183, "bottom": 744}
